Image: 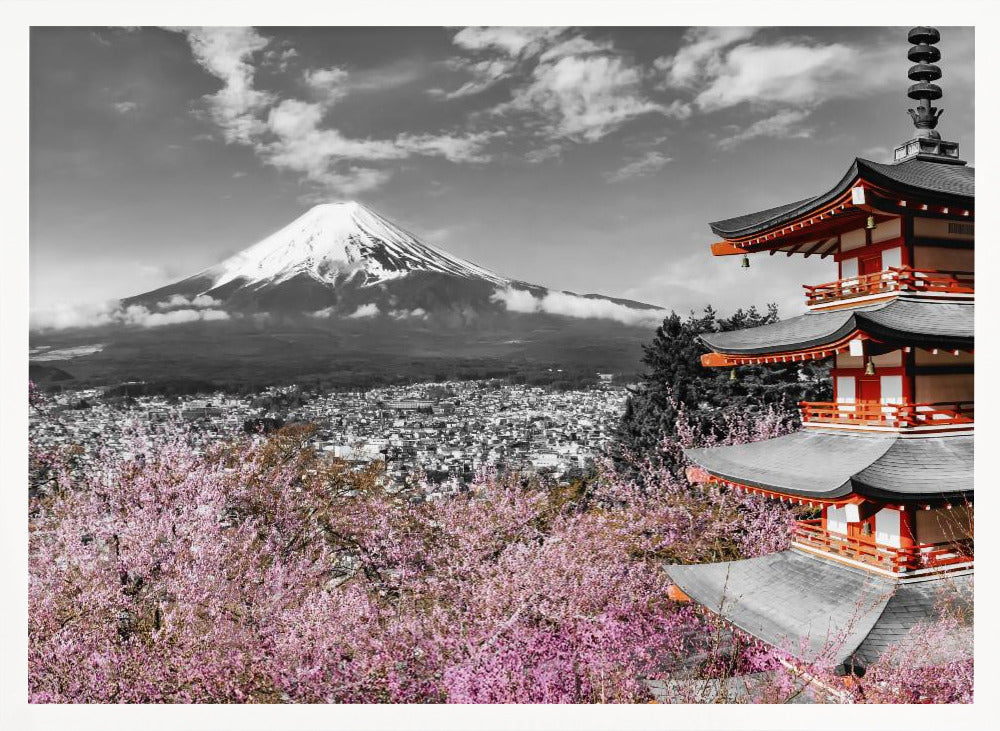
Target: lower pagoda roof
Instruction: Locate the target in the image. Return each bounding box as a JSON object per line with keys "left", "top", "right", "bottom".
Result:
{"left": 664, "top": 549, "right": 973, "bottom": 673}
{"left": 684, "top": 430, "right": 973, "bottom": 502}
{"left": 699, "top": 298, "right": 973, "bottom": 357}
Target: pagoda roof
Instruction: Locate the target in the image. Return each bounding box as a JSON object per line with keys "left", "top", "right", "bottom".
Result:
{"left": 699, "top": 298, "right": 973, "bottom": 357}
{"left": 683, "top": 431, "right": 972, "bottom": 502}
{"left": 709, "top": 157, "right": 975, "bottom": 240}
{"left": 663, "top": 549, "right": 972, "bottom": 672}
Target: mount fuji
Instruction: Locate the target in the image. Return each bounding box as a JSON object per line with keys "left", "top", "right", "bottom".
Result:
{"left": 123, "top": 201, "right": 660, "bottom": 323}
{"left": 34, "top": 202, "right": 667, "bottom": 386}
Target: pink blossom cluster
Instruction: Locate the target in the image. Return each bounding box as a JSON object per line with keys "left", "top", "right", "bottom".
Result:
{"left": 27, "top": 387, "right": 970, "bottom": 703}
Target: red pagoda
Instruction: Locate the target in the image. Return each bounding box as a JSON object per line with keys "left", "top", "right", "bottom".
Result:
{"left": 664, "top": 27, "right": 973, "bottom": 677}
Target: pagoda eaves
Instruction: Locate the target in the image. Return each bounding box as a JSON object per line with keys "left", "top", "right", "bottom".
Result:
{"left": 709, "top": 158, "right": 974, "bottom": 258}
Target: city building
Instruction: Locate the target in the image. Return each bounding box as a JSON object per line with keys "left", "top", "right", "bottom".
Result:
{"left": 664, "top": 27, "right": 973, "bottom": 678}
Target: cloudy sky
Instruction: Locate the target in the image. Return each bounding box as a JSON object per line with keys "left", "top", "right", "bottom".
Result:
{"left": 30, "top": 26, "right": 974, "bottom": 324}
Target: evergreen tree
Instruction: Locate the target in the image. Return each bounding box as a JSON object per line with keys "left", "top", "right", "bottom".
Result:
{"left": 615, "top": 304, "right": 831, "bottom": 470}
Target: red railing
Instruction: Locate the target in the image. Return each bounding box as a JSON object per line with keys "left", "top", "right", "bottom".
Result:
{"left": 803, "top": 267, "right": 974, "bottom": 306}
{"left": 800, "top": 400, "right": 973, "bottom": 428}
{"left": 794, "top": 519, "right": 973, "bottom": 573}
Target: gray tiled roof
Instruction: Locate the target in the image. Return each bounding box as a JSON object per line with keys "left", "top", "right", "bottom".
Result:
{"left": 861, "top": 158, "right": 976, "bottom": 200}
{"left": 699, "top": 298, "right": 973, "bottom": 355}
{"left": 709, "top": 158, "right": 975, "bottom": 238}
{"left": 663, "top": 549, "right": 973, "bottom": 672}
{"left": 684, "top": 431, "right": 973, "bottom": 501}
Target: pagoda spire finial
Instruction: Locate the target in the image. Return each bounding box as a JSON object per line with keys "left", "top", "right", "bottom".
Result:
{"left": 906, "top": 27, "right": 944, "bottom": 139}
{"left": 892, "top": 26, "right": 964, "bottom": 165}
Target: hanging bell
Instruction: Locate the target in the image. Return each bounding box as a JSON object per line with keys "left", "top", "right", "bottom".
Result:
{"left": 865, "top": 215, "right": 877, "bottom": 231}
{"left": 740, "top": 253, "right": 750, "bottom": 269}
{"left": 864, "top": 359, "right": 876, "bottom": 375}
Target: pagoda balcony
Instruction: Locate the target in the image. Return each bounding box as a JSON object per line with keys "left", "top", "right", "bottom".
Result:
{"left": 799, "top": 400, "right": 973, "bottom": 430}
{"left": 794, "top": 519, "right": 972, "bottom": 575}
{"left": 803, "top": 267, "right": 974, "bottom": 307}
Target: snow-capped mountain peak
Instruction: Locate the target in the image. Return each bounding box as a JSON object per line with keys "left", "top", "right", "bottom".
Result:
{"left": 204, "top": 201, "right": 509, "bottom": 290}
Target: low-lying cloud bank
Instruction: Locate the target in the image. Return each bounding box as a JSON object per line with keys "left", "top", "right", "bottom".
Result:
{"left": 156, "top": 294, "right": 223, "bottom": 309}
{"left": 491, "top": 287, "right": 665, "bottom": 326}
{"left": 310, "top": 303, "right": 428, "bottom": 321}
{"left": 30, "top": 300, "right": 231, "bottom": 331}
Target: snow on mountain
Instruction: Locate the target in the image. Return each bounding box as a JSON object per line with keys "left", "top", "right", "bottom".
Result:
{"left": 201, "top": 201, "right": 510, "bottom": 291}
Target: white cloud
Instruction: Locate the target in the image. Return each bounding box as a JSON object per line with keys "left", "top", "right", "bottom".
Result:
{"left": 491, "top": 286, "right": 539, "bottom": 313}
{"left": 538, "top": 36, "right": 614, "bottom": 62}
{"left": 694, "top": 41, "right": 851, "bottom": 112}
{"left": 347, "top": 303, "right": 380, "bottom": 318}
{"left": 655, "top": 27, "right": 757, "bottom": 88}
{"left": 396, "top": 131, "right": 494, "bottom": 163}
{"left": 651, "top": 29, "right": 905, "bottom": 150}
{"left": 113, "top": 101, "right": 139, "bottom": 114}
{"left": 176, "top": 28, "right": 494, "bottom": 196}
{"left": 604, "top": 150, "right": 673, "bottom": 183}
{"left": 30, "top": 300, "right": 231, "bottom": 331}
{"left": 524, "top": 143, "right": 563, "bottom": 164}
{"left": 452, "top": 27, "right": 563, "bottom": 58}
{"left": 258, "top": 98, "right": 492, "bottom": 189}
{"left": 448, "top": 29, "right": 692, "bottom": 143}
{"left": 156, "top": 294, "right": 223, "bottom": 309}
{"left": 389, "top": 307, "right": 427, "bottom": 320}
{"left": 430, "top": 58, "right": 514, "bottom": 100}
{"left": 491, "top": 287, "right": 665, "bottom": 327}
{"left": 304, "top": 66, "right": 350, "bottom": 103}
{"left": 504, "top": 53, "right": 677, "bottom": 142}
{"left": 716, "top": 109, "right": 812, "bottom": 150}
{"left": 434, "top": 27, "right": 567, "bottom": 100}
{"left": 180, "top": 27, "right": 274, "bottom": 144}
{"left": 263, "top": 46, "right": 299, "bottom": 72}
{"left": 119, "top": 305, "right": 230, "bottom": 328}
{"left": 30, "top": 301, "right": 120, "bottom": 331}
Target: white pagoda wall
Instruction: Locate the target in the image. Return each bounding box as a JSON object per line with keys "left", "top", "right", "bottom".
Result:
{"left": 874, "top": 508, "right": 901, "bottom": 548}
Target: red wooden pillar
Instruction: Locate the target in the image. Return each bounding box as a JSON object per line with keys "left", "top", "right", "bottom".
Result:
{"left": 902, "top": 214, "right": 914, "bottom": 268}
{"left": 899, "top": 507, "right": 916, "bottom": 549}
